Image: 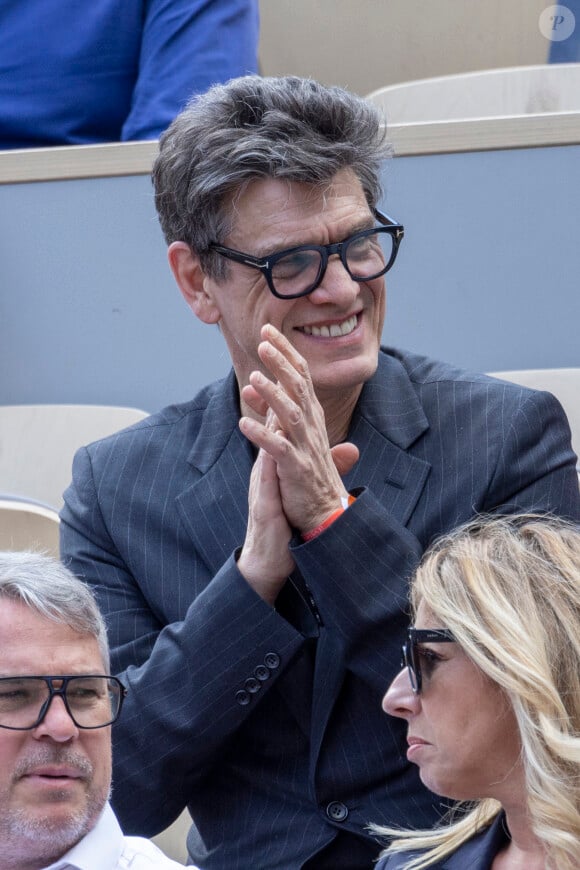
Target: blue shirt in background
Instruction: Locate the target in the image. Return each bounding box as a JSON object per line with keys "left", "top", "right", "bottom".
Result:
{"left": 0, "top": 0, "right": 259, "bottom": 148}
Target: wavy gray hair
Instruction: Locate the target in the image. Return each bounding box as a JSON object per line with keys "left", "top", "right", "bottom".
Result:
{"left": 153, "top": 74, "right": 392, "bottom": 279}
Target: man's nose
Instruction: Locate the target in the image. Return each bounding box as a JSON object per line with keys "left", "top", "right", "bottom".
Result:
{"left": 382, "top": 668, "right": 419, "bottom": 719}
{"left": 32, "top": 694, "right": 79, "bottom": 742}
{"left": 308, "top": 255, "right": 361, "bottom": 306}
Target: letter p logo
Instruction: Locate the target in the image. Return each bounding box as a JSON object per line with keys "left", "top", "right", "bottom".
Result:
{"left": 539, "top": 5, "right": 576, "bottom": 41}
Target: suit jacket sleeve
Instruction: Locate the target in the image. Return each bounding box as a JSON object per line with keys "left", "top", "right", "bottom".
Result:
{"left": 60, "top": 442, "right": 306, "bottom": 835}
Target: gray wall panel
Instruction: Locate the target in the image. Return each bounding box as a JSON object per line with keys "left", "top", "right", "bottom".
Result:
{"left": 2, "top": 144, "right": 578, "bottom": 413}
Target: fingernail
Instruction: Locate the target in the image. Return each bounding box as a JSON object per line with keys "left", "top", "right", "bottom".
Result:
{"left": 259, "top": 341, "right": 274, "bottom": 358}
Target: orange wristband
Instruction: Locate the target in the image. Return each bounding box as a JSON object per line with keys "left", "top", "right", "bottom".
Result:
{"left": 302, "top": 495, "right": 356, "bottom": 542}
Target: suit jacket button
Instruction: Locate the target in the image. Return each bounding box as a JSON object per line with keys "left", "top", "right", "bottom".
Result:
{"left": 245, "top": 677, "right": 261, "bottom": 694}
{"left": 235, "top": 690, "right": 250, "bottom": 706}
{"left": 254, "top": 665, "right": 270, "bottom": 681}
{"left": 264, "top": 652, "right": 280, "bottom": 670}
{"left": 326, "top": 801, "right": 348, "bottom": 822}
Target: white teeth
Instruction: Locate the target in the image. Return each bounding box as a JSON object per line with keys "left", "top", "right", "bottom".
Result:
{"left": 302, "top": 315, "right": 357, "bottom": 337}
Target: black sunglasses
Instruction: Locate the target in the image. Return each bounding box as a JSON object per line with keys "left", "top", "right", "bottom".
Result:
{"left": 401, "top": 628, "right": 455, "bottom": 694}
{"left": 208, "top": 209, "right": 404, "bottom": 299}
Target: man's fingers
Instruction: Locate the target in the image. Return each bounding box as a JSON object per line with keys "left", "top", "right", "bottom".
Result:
{"left": 330, "top": 442, "right": 360, "bottom": 476}
{"left": 241, "top": 382, "right": 270, "bottom": 418}
{"left": 261, "top": 323, "right": 307, "bottom": 370}
{"left": 257, "top": 327, "right": 313, "bottom": 403}
{"left": 248, "top": 370, "right": 304, "bottom": 431}
{"left": 239, "top": 415, "right": 292, "bottom": 461}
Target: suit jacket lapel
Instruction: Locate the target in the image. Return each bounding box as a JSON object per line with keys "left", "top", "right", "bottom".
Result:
{"left": 345, "top": 350, "right": 431, "bottom": 524}
{"left": 176, "top": 371, "right": 254, "bottom": 574}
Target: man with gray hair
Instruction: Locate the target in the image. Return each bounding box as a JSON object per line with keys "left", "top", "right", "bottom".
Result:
{"left": 0, "top": 551, "right": 189, "bottom": 869}
{"left": 61, "top": 75, "right": 580, "bottom": 868}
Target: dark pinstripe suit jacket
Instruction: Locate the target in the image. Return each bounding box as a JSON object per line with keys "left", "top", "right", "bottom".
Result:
{"left": 60, "top": 348, "right": 580, "bottom": 870}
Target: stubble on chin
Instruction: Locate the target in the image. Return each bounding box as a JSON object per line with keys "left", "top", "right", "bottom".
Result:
{"left": 0, "top": 749, "right": 109, "bottom": 867}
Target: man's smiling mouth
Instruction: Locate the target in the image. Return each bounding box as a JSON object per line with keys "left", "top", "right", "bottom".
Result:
{"left": 299, "top": 314, "right": 358, "bottom": 338}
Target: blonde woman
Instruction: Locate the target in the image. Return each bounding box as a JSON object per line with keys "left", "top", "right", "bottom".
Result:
{"left": 375, "top": 515, "right": 580, "bottom": 870}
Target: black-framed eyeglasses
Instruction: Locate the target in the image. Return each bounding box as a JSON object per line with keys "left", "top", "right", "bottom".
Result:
{"left": 402, "top": 628, "right": 455, "bottom": 695}
{"left": 0, "top": 675, "right": 127, "bottom": 731}
{"left": 208, "top": 209, "right": 404, "bottom": 300}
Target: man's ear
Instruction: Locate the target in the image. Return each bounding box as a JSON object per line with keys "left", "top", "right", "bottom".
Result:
{"left": 167, "top": 241, "right": 221, "bottom": 325}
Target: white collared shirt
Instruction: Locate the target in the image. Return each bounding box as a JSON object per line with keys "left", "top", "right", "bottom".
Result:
{"left": 43, "top": 803, "right": 192, "bottom": 869}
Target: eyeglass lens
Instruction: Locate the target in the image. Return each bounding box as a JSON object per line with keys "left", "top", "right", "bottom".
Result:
{"left": 401, "top": 629, "right": 455, "bottom": 694}
{"left": 401, "top": 643, "right": 419, "bottom": 693}
{"left": 271, "top": 229, "right": 393, "bottom": 297}
{"left": 0, "top": 676, "right": 122, "bottom": 729}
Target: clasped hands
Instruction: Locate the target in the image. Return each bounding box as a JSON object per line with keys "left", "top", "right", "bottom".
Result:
{"left": 237, "top": 324, "right": 359, "bottom": 605}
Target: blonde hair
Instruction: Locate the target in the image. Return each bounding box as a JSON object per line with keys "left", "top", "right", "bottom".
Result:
{"left": 374, "top": 514, "right": 580, "bottom": 869}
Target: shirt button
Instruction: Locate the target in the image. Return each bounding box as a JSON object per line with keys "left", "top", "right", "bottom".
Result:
{"left": 245, "top": 677, "right": 261, "bottom": 694}
{"left": 235, "top": 690, "right": 250, "bottom": 706}
{"left": 254, "top": 665, "right": 270, "bottom": 681}
{"left": 326, "top": 801, "right": 348, "bottom": 822}
{"left": 264, "top": 652, "right": 280, "bottom": 670}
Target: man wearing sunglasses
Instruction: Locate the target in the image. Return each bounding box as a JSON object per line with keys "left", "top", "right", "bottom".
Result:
{"left": 0, "top": 551, "right": 188, "bottom": 870}
{"left": 61, "top": 75, "right": 580, "bottom": 868}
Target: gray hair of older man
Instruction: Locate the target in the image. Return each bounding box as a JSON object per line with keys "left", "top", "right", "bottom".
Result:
{"left": 0, "top": 551, "right": 110, "bottom": 672}
{"left": 152, "top": 74, "right": 392, "bottom": 280}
